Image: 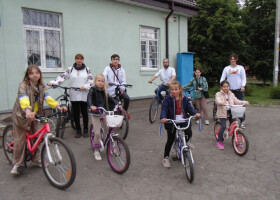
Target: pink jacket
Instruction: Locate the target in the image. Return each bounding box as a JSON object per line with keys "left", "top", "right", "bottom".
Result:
{"left": 215, "top": 90, "right": 245, "bottom": 118}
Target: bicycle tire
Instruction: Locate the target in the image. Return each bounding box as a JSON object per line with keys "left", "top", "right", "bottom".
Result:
{"left": 149, "top": 96, "right": 159, "bottom": 124}
{"left": 114, "top": 108, "right": 129, "bottom": 140}
{"left": 41, "top": 137, "right": 76, "bottom": 189}
{"left": 214, "top": 121, "right": 221, "bottom": 141}
{"left": 232, "top": 130, "right": 249, "bottom": 156}
{"left": 2, "top": 124, "right": 14, "bottom": 165}
{"left": 106, "top": 136, "right": 130, "bottom": 174}
{"left": 213, "top": 102, "right": 218, "bottom": 121}
{"left": 184, "top": 150, "right": 194, "bottom": 183}
{"left": 59, "top": 114, "right": 66, "bottom": 139}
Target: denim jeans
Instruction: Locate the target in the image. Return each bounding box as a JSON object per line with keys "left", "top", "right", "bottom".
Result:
{"left": 155, "top": 84, "right": 169, "bottom": 102}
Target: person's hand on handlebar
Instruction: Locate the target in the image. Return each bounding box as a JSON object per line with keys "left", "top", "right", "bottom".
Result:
{"left": 47, "top": 82, "right": 53, "bottom": 86}
{"left": 195, "top": 113, "right": 201, "bottom": 119}
{"left": 57, "top": 106, "right": 68, "bottom": 112}
{"left": 26, "top": 109, "right": 36, "bottom": 120}
{"left": 80, "top": 86, "right": 86, "bottom": 91}
{"left": 244, "top": 101, "right": 249, "bottom": 106}
{"left": 161, "top": 118, "right": 167, "bottom": 123}
{"left": 90, "top": 106, "right": 97, "bottom": 111}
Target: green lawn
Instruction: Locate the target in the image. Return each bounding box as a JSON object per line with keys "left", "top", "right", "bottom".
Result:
{"left": 208, "top": 84, "right": 280, "bottom": 107}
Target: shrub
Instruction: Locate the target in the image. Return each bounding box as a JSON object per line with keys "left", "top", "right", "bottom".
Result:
{"left": 244, "top": 84, "right": 255, "bottom": 96}
{"left": 269, "top": 86, "right": 280, "bottom": 99}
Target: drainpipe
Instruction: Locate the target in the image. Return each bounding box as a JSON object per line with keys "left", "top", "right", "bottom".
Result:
{"left": 165, "top": 0, "right": 174, "bottom": 59}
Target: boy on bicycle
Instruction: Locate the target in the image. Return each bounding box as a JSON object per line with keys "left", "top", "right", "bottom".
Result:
{"left": 103, "top": 54, "right": 131, "bottom": 119}
{"left": 148, "top": 58, "right": 176, "bottom": 103}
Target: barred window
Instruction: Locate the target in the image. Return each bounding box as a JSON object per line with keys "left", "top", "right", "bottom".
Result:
{"left": 140, "top": 26, "right": 160, "bottom": 70}
{"left": 23, "top": 9, "right": 63, "bottom": 72}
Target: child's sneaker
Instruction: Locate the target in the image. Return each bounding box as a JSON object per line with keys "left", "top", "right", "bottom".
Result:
{"left": 162, "top": 157, "right": 171, "bottom": 168}
{"left": 205, "top": 120, "right": 210, "bottom": 125}
{"left": 196, "top": 119, "right": 199, "bottom": 124}
{"left": 10, "top": 165, "right": 19, "bottom": 175}
{"left": 240, "top": 122, "right": 245, "bottom": 129}
{"left": 30, "top": 160, "right": 42, "bottom": 168}
{"left": 216, "top": 142, "right": 224, "bottom": 150}
{"left": 94, "top": 150, "right": 102, "bottom": 161}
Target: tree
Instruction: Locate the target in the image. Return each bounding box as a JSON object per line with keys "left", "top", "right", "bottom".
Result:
{"left": 188, "top": 0, "right": 246, "bottom": 85}
{"left": 241, "top": 0, "right": 276, "bottom": 83}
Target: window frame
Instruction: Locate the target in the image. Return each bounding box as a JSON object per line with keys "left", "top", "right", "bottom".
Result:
{"left": 22, "top": 9, "right": 64, "bottom": 72}
{"left": 140, "top": 26, "right": 160, "bottom": 71}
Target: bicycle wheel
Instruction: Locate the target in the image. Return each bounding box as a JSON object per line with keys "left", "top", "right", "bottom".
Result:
{"left": 232, "top": 130, "right": 249, "bottom": 156}
{"left": 149, "top": 96, "right": 159, "bottom": 124}
{"left": 106, "top": 136, "right": 130, "bottom": 174}
{"left": 2, "top": 124, "right": 14, "bottom": 165}
{"left": 89, "top": 124, "right": 95, "bottom": 149}
{"left": 183, "top": 150, "right": 194, "bottom": 183}
{"left": 114, "top": 108, "right": 129, "bottom": 140}
{"left": 41, "top": 137, "right": 76, "bottom": 189}
{"left": 214, "top": 121, "right": 221, "bottom": 141}
{"left": 213, "top": 102, "right": 218, "bottom": 121}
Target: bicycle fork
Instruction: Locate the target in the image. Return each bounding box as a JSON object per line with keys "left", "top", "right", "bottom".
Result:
{"left": 181, "top": 137, "right": 194, "bottom": 166}
{"left": 44, "top": 133, "right": 62, "bottom": 164}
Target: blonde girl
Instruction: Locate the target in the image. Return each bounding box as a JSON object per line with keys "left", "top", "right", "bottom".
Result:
{"left": 87, "top": 74, "right": 117, "bottom": 160}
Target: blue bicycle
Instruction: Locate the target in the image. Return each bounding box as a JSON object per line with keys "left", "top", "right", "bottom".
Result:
{"left": 164, "top": 117, "right": 196, "bottom": 183}
{"left": 149, "top": 82, "right": 169, "bottom": 123}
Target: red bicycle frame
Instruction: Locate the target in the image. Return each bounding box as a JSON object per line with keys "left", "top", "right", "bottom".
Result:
{"left": 227, "top": 121, "right": 244, "bottom": 144}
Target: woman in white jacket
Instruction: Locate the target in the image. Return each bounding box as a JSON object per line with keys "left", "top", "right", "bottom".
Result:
{"left": 48, "top": 54, "right": 93, "bottom": 138}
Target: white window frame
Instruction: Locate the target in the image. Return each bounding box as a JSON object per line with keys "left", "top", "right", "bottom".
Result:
{"left": 140, "top": 26, "right": 160, "bottom": 71}
{"left": 23, "top": 9, "right": 64, "bottom": 72}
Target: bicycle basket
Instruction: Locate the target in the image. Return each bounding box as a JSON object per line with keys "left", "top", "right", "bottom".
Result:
{"left": 106, "top": 115, "right": 124, "bottom": 127}
{"left": 231, "top": 106, "right": 246, "bottom": 118}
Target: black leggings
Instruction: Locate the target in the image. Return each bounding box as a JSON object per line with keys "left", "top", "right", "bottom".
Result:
{"left": 71, "top": 101, "right": 88, "bottom": 131}
{"left": 119, "top": 92, "right": 130, "bottom": 111}
{"left": 164, "top": 124, "right": 192, "bottom": 158}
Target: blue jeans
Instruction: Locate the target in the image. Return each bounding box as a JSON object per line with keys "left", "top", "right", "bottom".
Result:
{"left": 155, "top": 84, "right": 169, "bottom": 102}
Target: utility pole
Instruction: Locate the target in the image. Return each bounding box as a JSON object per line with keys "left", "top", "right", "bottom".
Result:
{"left": 273, "top": 0, "right": 280, "bottom": 86}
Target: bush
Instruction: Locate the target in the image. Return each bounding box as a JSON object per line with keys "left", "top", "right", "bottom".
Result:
{"left": 244, "top": 84, "right": 256, "bottom": 96}
{"left": 269, "top": 86, "right": 280, "bottom": 99}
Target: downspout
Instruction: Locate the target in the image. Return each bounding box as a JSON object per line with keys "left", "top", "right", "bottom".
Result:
{"left": 165, "top": 0, "right": 174, "bottom": 59}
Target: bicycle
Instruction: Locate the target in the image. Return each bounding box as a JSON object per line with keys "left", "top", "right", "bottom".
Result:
{"left": 214, "top": 105, "right": 249, "bottom": 156}
{"left": 213, "top": 102, "right": 218, "bottom": 121}
{"left": 149, "top": 82, "right": 169, "bottom": 124}
{"left": 50, "top": 85, "right": 81, "bottom": 138}
{"left": 2, "top": 112, "right": 77, "bottom": 189}
{"left": 89, "top": 107, "right": 130, "bottom": 174}
{"left": 108, "top": 82, "right": 132, "bottom": 140}
{"left": 161, "top": 116, "right": 197, "bottom": 183}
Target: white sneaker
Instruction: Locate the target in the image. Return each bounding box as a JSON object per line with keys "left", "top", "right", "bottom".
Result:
{"left": 205, "top": 120, "right": 210, "bottom": 125}
{"left": 94, "top": 150, "right": 102, "bottom": 161}
{"left": 196, "top": 119, "right": 199, "bottom": 124}
{"left": 240, "top": 122, "right": 245, "bottom": 129}
{"left": 10, "top": 165, "right": 19, "bottom": 175}
{"left": 162, "top": 157, "right": 171, "bottom": 168}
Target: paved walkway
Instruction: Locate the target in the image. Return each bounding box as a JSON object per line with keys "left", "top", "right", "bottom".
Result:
{"left": 0, "top": 99, "right": 279, "bottom": 200}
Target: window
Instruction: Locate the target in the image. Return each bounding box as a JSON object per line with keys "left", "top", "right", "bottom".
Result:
{"left": 140, "top": 26, "right": 160, "bottom": 70}
{"left": 23, "top": 9, "right": 63, "bottom": 72}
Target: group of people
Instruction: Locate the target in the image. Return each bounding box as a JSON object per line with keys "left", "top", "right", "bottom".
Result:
{"left": 9, "top": 52, "right": 248, "bottom": 175}
{"left": 150, "top": 54, "right": 248, "bottom": 168}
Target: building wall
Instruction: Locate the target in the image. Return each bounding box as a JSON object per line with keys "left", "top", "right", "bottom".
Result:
{"left": 0, "top": 0, "right": 189, "bottom": 112}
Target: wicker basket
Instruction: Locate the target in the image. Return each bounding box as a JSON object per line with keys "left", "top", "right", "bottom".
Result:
{"left": 106, "top": 115, "right": 124, "bottom": 127}
{"left": 231, "top": 106, "right": 246, "bottom": 118}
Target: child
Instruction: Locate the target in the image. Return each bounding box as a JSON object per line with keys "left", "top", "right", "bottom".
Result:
{"left": 87, "top": 74, "right": 117, "bottom": 161}
{"left": 11, "top": 65, "right": 66, "bottom": 175}
{"left": 160, "top": 81, "right": 201, "bottom": 168}
{"left": 215, "top": 80, "right": 249, "bottom": 150}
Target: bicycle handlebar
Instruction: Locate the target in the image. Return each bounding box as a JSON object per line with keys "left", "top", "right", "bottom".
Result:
{"left": 164, "top": 116, "right": 194, "bottom": 130}
{"left": 89, "top": 106, "right": 119, "bottom": 115}
{"left": 49, "top": 85, "right": 81, "bottom": 91}
{"left": 108, "top": 83, "right": 133, "bottom": 88}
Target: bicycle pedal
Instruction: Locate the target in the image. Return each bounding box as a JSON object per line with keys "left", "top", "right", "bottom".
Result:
{"left": 172, "top": 155, "right": 179, "bottom": 161}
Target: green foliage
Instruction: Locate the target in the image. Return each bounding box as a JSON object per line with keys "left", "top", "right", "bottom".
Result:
{"left": 270, "top": 86, "right": 280, "bottom": 99}
{"left": 244, "top": 84, "right": 256, "bottom": 96}
{"left": 188, "top": 0, "right": 276, "bottom": 84}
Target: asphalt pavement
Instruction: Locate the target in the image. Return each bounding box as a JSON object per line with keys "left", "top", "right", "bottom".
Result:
{"left": 0, "top": 98, "right": 279, "bottom": 200}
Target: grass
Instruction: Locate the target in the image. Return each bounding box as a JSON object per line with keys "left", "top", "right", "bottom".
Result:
{"left": 208, "top": 84, "right": 280, "bottom": 107}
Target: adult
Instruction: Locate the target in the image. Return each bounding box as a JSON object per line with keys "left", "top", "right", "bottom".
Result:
{"left": 48, "top": 54, "right": 93, "bottom": 138}
{"left": 183, "top": 68, "right": 209, "bottom": 125}
{"left": 220, "top": 54, "right": 246, "bottom": 128}
{"left": 148, "top": 58, "right": 176, "bottom": 103}
{"left": 103, "top": 54, "right": 131, "bottom": 119}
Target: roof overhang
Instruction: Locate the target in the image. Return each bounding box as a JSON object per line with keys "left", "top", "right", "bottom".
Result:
{"left": 115, "top": 0, "right": 200, "bottom": 17}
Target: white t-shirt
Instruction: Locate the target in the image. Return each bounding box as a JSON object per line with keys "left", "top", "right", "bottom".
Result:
{"left": 220, "top": 65, "right": 246, "bottom": 90}
{"left": 155, "top": 66, "right": 176, "bottom": 85}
